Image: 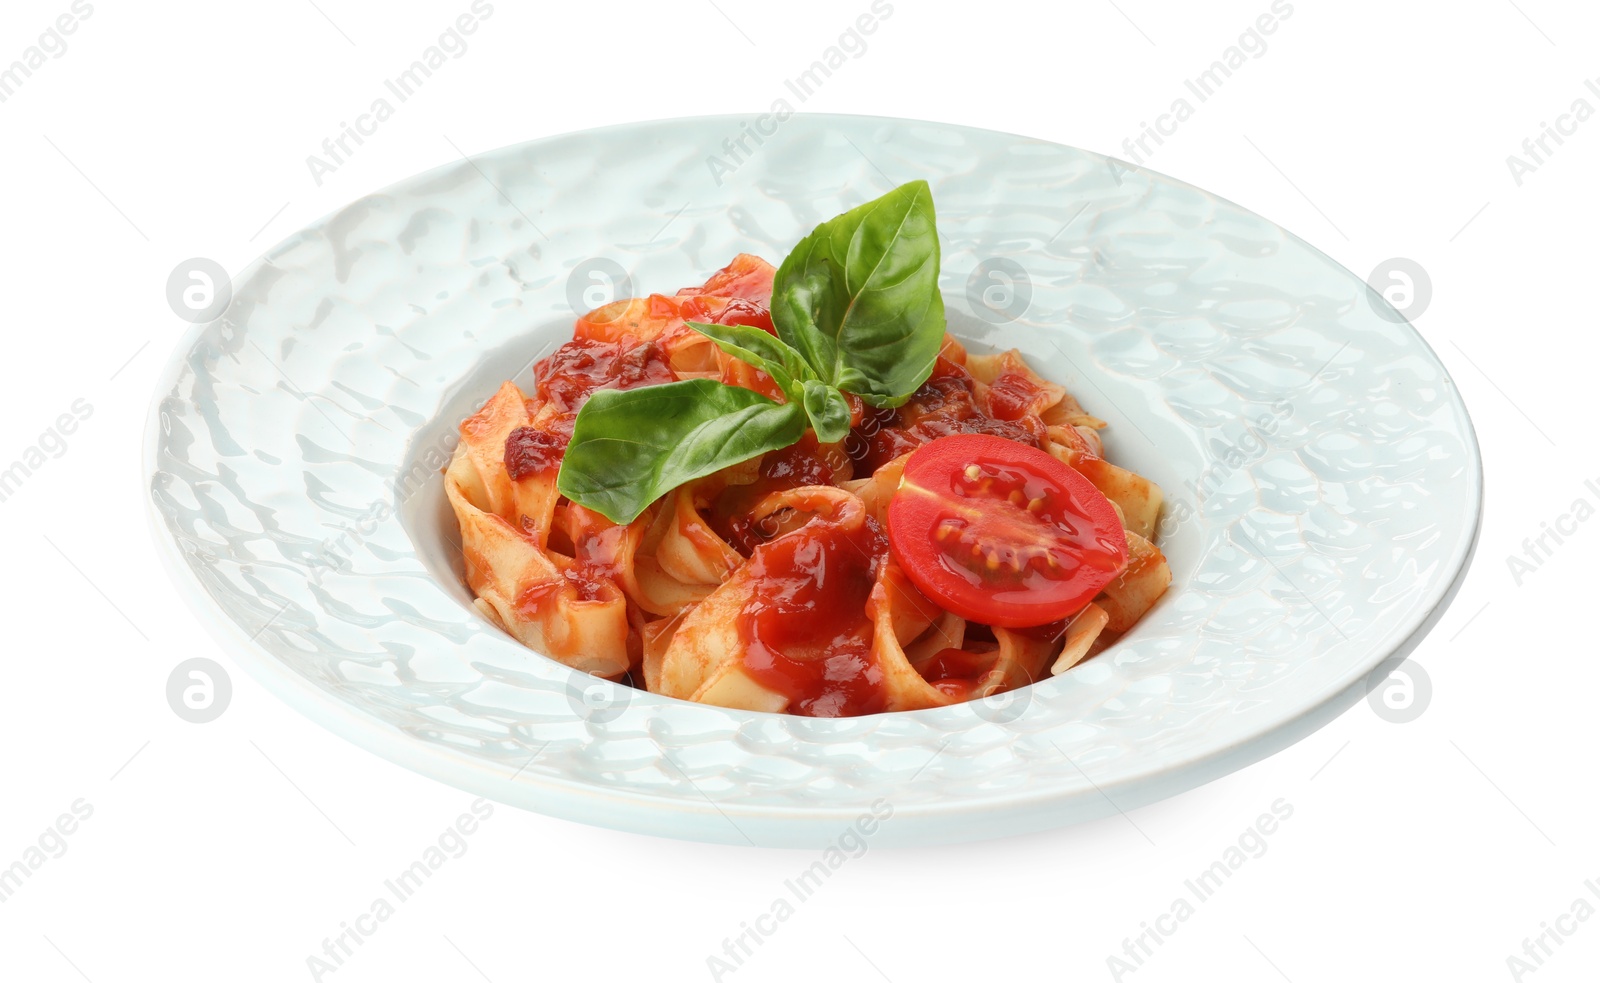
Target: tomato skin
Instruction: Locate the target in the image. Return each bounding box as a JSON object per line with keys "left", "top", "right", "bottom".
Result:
{"left": 886, "top": 433, "right": 1128, "bottom": 628}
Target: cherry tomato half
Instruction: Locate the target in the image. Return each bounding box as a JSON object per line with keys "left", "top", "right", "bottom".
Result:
{"left": 886, "top": 433, "right": 1128, "bottom": 628}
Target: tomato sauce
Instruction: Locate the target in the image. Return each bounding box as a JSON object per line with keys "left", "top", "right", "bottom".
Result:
{"left": 513, "top": 567, "right": 611, "bottom": 610}
{"left": 504, "top": 426, "right": 567, "bottom": 480}
{"left": 564, "top": 505, "right": 628, "bottom": 583}
{"left": 705, "top": 297, "right": 776, "bottom": 335}
{"left": 705, "top": 298, "right": 785, "bottom": 400}
{"left": 557, "top": 505, "right": 631, "bottom": 601}
{"left": 506, "top": 337, "right": 677, "bottom": 480}
{"left": 533, "top": 337, "right": 675, "bottom": 416}
{"left": 919, "top": 647, "right": 998, "bottom": 699}
{"left": 510, "top": 504, "right": 630, "bottom": 606}
{"left": 847, "top": 359, "right": 1045, "bottom": 473}
{"left": 707, "top": 436, "right": 841, "bottom": 555}
{"left": 1014, "top": 617, "right": 1069, "bottom": 642}
{"left": 985, "top": 372, "right": 1048, "bottom": 421}
{"left": 735, "top": 514, "right": 891, "bottom": 717}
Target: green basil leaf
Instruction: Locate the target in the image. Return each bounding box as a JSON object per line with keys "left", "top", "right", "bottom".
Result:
{"left": 556, "top": 380, "right": 807, "bottom": 523}
{"left": 685, "top": 321, "right": 815, "bottom": 398}
{"left": 801, "top": 380, "right": 852, "bottom": 444}
{"left": 772, "top": 179, "right": 946, "bottom": 408}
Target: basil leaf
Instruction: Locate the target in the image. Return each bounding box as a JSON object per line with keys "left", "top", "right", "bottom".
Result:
{"left": 801, "top": 380, "right": 852, "bottom": 444}
{"left": 557, "top": 380, "right": 807, "bottom": 523}
{"left": 772, "top": 179, "right": 946, "bottom": 408}
{"left": 685, "top": 321, "right": 815, "bottom": 398}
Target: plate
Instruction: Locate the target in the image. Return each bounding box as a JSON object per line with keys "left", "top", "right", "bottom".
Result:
{"left": 145, "top": 114, "right": 1481, "bottom": 847}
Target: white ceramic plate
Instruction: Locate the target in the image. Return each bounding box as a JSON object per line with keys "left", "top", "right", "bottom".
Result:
{"left": 145, "top": 114, "right": 1481, "bottom": 847}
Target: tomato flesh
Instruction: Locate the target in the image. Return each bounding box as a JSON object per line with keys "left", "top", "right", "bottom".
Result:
{"left": 887, "top": 433, "right": 1128, "bottom": 628}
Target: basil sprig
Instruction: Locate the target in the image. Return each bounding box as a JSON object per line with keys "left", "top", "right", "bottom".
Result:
{"left": 771, "top": 179, "right": 944, "bottom": 408}
{"left": 556, "top": 180, "right": 945, "bottom": 523}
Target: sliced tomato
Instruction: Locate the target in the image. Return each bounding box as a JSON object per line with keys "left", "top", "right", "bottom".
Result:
{"left": 886, "top": 433, "right": 1128, "bottom": 628}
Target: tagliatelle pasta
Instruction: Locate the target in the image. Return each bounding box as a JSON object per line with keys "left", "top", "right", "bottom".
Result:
{"left": 445, "top": 252, "right": 1171, "bottom": 717}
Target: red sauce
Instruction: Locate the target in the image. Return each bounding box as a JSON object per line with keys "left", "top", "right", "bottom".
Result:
{"left": 565, "top": 505, "right": 625, "bottom": 574}
{"left": 758, "top": 437, "right": 836, "bottom": 486}
{"left": 560, "top": 505, "right": 629, "bottom": 600}
{"left": 504, "top": 426, "right": 567, "bottom": 480}
{"left": 847, "top": 361, "right": 1045, "bottom": 473}
{"left": 707, "top": 297, "right": 776, "bottom": 334}
{"left": 533, "top": 337, "right": 675, "bottom": 415}
{"left": 985, "top": 372, "right": 1046, "bottom": 421}
{"left": 696, "top": 297, "right": 782, "bottom": 399}
{"left": 708, "top": 436, "right": 839, "bottom": 554}
{"left": 964, "top": 622, "right": 998, "bottom": 645}
{"left": 719, "top": 358, "right": 785, "bottom": 402}
{"left": 736, "top": 514, "right": 890, "bottom": 717}
{"left": 929, "top": 354, "right": 970, "bottom": 380}
{"left": 920, "top": 647, "right": 998, "bottom": 699}
{"left": 513, "top": 566, "right": 612, "bottom": 610}
{"left": 1014, "top": 616, "right": 1070, "bottom": 642}
{"left": 513, "top": 337, "right": 676, "bottom": 478}
{"left": 511, "top": 505, "right": 630, "bottom": 606}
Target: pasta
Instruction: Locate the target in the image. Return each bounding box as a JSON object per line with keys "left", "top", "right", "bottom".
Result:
{"left": 445, "top": 253, "right": 1171, "bottom": 717}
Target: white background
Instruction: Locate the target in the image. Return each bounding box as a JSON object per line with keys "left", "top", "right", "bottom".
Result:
{"left": 1, "top": 1, "right": 1595, "bottom": 980}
